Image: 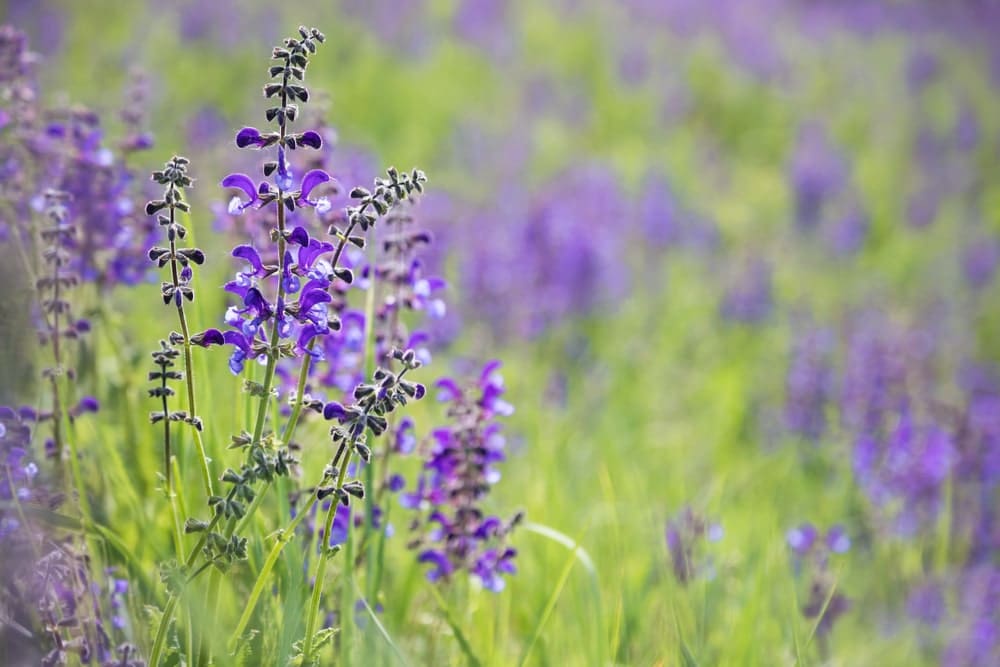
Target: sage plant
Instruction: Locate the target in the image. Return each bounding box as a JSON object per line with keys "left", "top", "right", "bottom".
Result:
{"left": 144, "top": 26, "right": 433, "bottom": 667}
{"left": 403, "top": 361, "right": 522, "bottom": 592}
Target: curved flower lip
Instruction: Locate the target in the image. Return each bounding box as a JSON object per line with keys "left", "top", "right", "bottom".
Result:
{"left": 296, "top": 324, "right": 325, "bottom": 355}
{"left": 299, "top": 130, "right": 322, "bottom": 149}
{"left": 190, "top": 328, "right": 226, "bottom": 347}
{"left": 232, "top": 245, "right": 266, "bottom": 275}
{"left": 299, "top": 169, "right": 332, "bottom": 201}
{"left": 323, "top": 401, "right": 348, "bottom": 421}
{"left": 295, "top": 170, "right": 337, "bottom": 215}
{"left": 235, "top": 126, "right": 265, "bottom": 148}
{"left": 480, "top": 360, "right": 503, "bottom": 385}
{"left": 287, "top": 226, "right": 310, "bottom": 247}
{"left": 222, "top": 330, "right": 252, "bottom": 354}
{"left": 222, "top": 173, "right": 259, "bottom": 214}
{"left": 299, "top": 239, "right": 334, "bottom": 270}
{"left": 435, "top": 378, "right": 463, "bottom": 402}
{"left": 417, "top": 550, "right": 452, "bottom": 581}
{"left": 298, "top": 287, "right": 332, "bottom": 310}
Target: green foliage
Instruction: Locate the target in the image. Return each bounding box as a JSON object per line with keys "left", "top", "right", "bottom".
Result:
{"left": 19, "top": 1, "right": 999, "bottom": 665}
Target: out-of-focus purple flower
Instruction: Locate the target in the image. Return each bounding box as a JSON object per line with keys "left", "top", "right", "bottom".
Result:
{"left": 839, "top": 316, "right": 913, "bottom": 434}
{"left": 785, "top": 326, "right": 834, "bottom": 440}
{"left": 721, "top": 259, "right": 773, "bottom": 324}
{"left": 941, "top": 565, "right": 1000, "bottom": 666}
{"left": 803, "top": 580, "right": 851, "bottom": 637}
{"left": 405, "top": 362, "right": 520, "bottom": 591}
{"left": 854, "top": 406, "right": 955, "bottom": 535}
{"left": 453, "top": 0, "right": 514, "bottom": 59}
{"left": 788, "top": 123, "right": 847, "bottom": 231}
{"left": 907, "top": 47, "right": 939, "bottom": 91}
{"left": 826, "top": 205, "right": 868, "bottom": 256}
{"left": 961, "top": 235, "right": 1000, "bottom": 290}
{"left": 665, "top": 506, "right": 722, "bottom": 585}
{"left": 786, "top": 523, "right": 818, "bottom": 555}
{"left": 954, "top": 104, "right": 980, "bottom": 152}
{"left": 908, "top": 580, "right": 946, "bottom": 627}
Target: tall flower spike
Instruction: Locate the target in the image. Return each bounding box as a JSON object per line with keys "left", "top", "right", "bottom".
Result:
{"left": 146, "top": 155, "right": 213, "bottom": 495}
{"left": 405, "top": 361, "right": 521, "bottom": 592}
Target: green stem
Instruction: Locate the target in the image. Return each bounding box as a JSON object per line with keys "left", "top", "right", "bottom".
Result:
{"left": 177, "top": 301, "right": 214, "bottom": 498}
{"left": 227, "top": 491, "right": 320, "bottom": 651}
{"left": 301, "top": 498, "right": 340, "bottom": 664}
{"left": 148, "top": 559, "right": 216, "bottom": 667}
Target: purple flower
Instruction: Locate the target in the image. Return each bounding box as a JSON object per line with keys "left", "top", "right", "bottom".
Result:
{"left": 666, "top": 506, "right": 721, "bottom": 585}
{"left": 788, "top": 123, "right": 847, "bottom": 231}
{"left": 418, "top": 549, "right": 453, "bottom": 582}
{"left": 854, "top": 406, "right": 956, "bottom": 535}
{"left": 962, "top": 235, "right": 1000, "bottom": 290}
{"left": 404, "top": 362, "right": 519, "bottom": 590}
{"left": 784, "top": 326, "right": 834, "bottom": 440}
{"left": 222, "top": 173, "right": 260, "bottom": 214}
{"left": 235, "top": 126, "right": 268, "bottom": 148}
{"left": 786, "top": 523, "right": 818, "bottom": 555}
{"left": 721, "top": 259, "right": 773, "bottom": 324}
{"left": 297, "top": 169, "right": 334, "bottom": 212}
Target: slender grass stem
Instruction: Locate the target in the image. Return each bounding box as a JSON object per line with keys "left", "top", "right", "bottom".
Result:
{"left": 227, "top": 490, "right": 320, "bottom": 651}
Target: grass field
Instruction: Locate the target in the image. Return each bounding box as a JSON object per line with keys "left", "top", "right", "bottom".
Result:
{"left": 1, "top": 2, "right": 998, "bottom": 665}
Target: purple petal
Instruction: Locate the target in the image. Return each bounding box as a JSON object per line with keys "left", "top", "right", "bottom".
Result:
{"left": 221, "top": 173, "right": 258, "bottom": 201}
{"left": 435, "top": 378, "right": 463, "bottom": 402}
{"left": 73, "top": 397, "right": 100, "bottom": 416}
{"left": 232, "top": 245, "right": 265, "bottom": 275}
{"left": 235, "top": 127, "right": 263, "bottom": 148}
{"left": 287, "top": 226, "right": 310, "bottom": 247}
{"left": 417, "top": 550, "right": 453, "bottom": 581}
{"left": 191, "top": 328, "right": 225, "bottom": 346}
{"left": 787, "top": 523, "right": 818, "bottom": 555}
{"left": 323, "top": 401, "right": 348, "bottom": 421}
{"left": 299, "top": 169, "right": 332, "bottom": 200}
{"left": 826, "top": 526, "right": 851, "bottom": 554}
{"left": 296, "top": 324, "right": 325, "bottom": 353}
{"left": 299, "top": 130, "right": 323, "bottom": 149}
{"left": 298, "top": 288, "right": 332, "bottom": 314}
{"left": 480, "top": 360, "right": 503, "bottom": 385}
{"left": 276, "top": 147, "right": 294, "bottom": 191}
{"left": 222, "top": 330, "right": 252, "bottom": 353}
{"left": 298, "top": 239, "right": 334, "bottom": 270}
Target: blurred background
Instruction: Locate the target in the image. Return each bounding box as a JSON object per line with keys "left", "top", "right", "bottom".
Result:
{"left": 4, "top": 0, "right": 1000, "bottom": 664}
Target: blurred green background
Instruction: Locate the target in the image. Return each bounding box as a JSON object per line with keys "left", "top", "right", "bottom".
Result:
{"left": 5, "top": 0, "right": 1000, "bottom": 664}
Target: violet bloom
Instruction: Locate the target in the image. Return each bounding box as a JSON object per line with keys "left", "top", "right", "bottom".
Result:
{"left": 942, "top": 565, "right": 1000, "bottom": 666}
{"left": 406, "top": 361, "right": 520, "bottom": 591}
{"left": 196, "top": 226, "right": 339, "bottom": 375}
{"left": 452, "top": 0, "right": 514, "bottom": 59}
{"left": 638, "top": 170, "right": 682, "bottom": 248}
{"left": 961, "top": 235, "right": 1000, "bottom": 290}
{"left": 907, "top": 580, "right": 946, "bottom": 627}
{"left": 665, "top": 506, "right": 722, "bottom": 585}
{"left": 826, "top": 206, "right": 868, "bottom": 256}
{"left": 720, "top": 259, "right": 773, "bottom": 324}
{"left": 786, "top": 523, "right": 819, "bottom": 556}
{"left": 788, "top": 123, "right": 847, "bottom": 232}
{"left": 839, "top": 316, "right": 911, "bottom": 435}
{"left": 854, "top": 406, "right": 956, "bottom": 536}
{"left": 784, "top": 327, "right": 834, "bottom": 441}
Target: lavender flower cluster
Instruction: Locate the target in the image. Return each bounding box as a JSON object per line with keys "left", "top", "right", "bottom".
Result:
{"left": 402, "top": 361, "right": 521, "bottom": 592}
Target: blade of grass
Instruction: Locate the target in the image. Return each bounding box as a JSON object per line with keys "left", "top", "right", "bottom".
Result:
{"left": 517, "top": 523, "right": 592, "bottom": 667}
{"left": 802, "top": 563, "right": 844, "bottom": 652}
{"left": 427, "top": 585, "right": 483, "bottom": 667}
{"left": 352, "top": 578, "right": 412, "bottom": 667}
